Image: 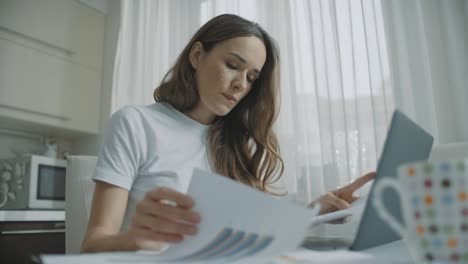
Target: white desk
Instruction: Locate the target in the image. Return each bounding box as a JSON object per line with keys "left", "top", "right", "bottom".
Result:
{"left": 364, "top": 240, "right": 413, "bottom": 262}
{"left": 41, "top": 240, "right": 414, "bottom": 264}
{"left": 272, "top": 240, "right": 413, "bottom": 263}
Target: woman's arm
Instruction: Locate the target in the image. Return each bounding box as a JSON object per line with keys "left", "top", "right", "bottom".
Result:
{"left": 81, "top": 181, "right": 201, "bottom": 253}
{"left": 81, "top": 181, "right": 141, "bottom": 252}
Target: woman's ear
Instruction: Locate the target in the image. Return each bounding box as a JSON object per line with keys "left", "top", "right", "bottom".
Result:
{"left": 189, "top": 42, "right": 204, "bottom": 70}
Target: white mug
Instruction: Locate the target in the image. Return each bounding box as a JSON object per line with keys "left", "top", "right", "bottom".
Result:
{"left": 373, "top": 160, "right": 468, "bottom": 263}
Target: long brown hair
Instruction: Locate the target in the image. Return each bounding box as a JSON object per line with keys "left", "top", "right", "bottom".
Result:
{"left": 154, "top": 14, "right": 284, "bottom": 194}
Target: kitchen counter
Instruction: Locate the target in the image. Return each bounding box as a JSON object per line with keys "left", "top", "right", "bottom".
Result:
{"left": 0, "top": 210, "right": 65, "bottom": 222}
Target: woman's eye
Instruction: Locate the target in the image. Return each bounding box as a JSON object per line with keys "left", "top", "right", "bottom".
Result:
{"left": 247, "top": 77, "right": 255, "bottom": 83}
{"left": 226, "top": 63, "right": 237, "bottom": 70}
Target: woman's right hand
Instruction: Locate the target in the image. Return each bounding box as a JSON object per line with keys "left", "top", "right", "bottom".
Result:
{"left": 126, "top": 187, "right": 201, "bottom": 250}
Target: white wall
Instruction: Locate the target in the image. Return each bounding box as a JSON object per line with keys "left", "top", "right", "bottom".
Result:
{"left": 71, "top": 0, "right": 120, "bottom": 156}
{"left": 78, "top": 0, "right": 108, "bottom": 14}
{"left": 0, "top": 131, "right": 72, "bottom": 160}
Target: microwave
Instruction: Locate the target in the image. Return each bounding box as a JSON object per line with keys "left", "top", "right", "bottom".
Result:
{"left": 0, "top": 154, "right": 66, "bottom": 210}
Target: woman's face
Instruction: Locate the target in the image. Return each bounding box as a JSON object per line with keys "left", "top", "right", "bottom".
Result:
{"left": 188, "top": 36, "right": 267, "bottom": 124}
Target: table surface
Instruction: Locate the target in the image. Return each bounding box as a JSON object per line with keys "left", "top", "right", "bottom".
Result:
{"left": 277, "top": 240, "right": 414, "bottom": 263}
{"left": 357, "top": 240, "right": 413, "bottom": 262}
{"left": 41, "top": 240, "right": 415, "bottom": 264}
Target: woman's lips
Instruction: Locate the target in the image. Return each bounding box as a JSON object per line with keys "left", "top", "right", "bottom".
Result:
{"left": 222, "top": 93, "right": 237, "bottom": 103}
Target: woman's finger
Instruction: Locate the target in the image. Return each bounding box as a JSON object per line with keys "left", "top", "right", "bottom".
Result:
{"left": 136, "top": 199, "right": 201, "bottom": 224}
{"left": 323, "top": 192, "right": 350, "bottom": 210}
{"left": 350, "top": 196, "right": 360, "bottom": 203}
{"left": 132, "top": 213, "right": 197, "bottom": 236}
{"left": 346, "top": 172, "right": 376, "bottom": 193}
{"left": 146, "top": 187, "right": 195, "bottom": 209}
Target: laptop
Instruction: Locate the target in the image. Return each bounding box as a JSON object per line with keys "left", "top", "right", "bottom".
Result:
{"left": 301, "top": 109, "right": 434, "bottom": 251}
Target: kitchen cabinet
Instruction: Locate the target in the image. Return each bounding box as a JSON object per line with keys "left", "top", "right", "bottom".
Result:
{"left": 0, "top": 220, "right": 65, "bottom": 264}
{"left": 0, "top": 0, "right": 105, "bottom": 136}
{"left": 0, "top": 211, "right": 66, "bottom": 263}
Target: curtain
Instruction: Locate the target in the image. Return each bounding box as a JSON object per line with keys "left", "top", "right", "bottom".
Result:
{"left": 112, "top": 0, "right": 393, "bottom": 205}
{"left": 111, "top": 0, "right": 202, "bottom": 111}
{"left": 380, "top": 0, "right": 468, "bottom": 145}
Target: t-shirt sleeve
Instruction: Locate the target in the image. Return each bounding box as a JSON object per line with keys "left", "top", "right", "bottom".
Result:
{"left": 93, "top": 106, "right": 142, "bottom": 190}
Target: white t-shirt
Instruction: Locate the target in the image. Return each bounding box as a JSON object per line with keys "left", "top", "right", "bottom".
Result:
{"left": 93, "top": 102, "right": 212, "bottom": 230}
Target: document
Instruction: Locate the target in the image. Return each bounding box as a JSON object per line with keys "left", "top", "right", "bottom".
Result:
{"left": 43, "top": 168, "right": 319, "bottom": 264}
{"left": 309, "top": 196, "right": 367, "bottom": 227}
{"left": 146, "top": 168, "right": 319, "bottom": 262}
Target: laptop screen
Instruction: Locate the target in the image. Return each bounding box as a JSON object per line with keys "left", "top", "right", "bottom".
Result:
{"left": 350, "top": 110, "right": 434, "bottom": 250}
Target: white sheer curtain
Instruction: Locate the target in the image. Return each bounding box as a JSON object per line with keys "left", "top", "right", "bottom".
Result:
{"left": 111, "top": 0, "right": 393, "bottom": 204}
{"left": 380, "top": 0, "right": 468, "bottom": 145}
{"left": 111, "top": 0, "right": 202, "bottom": 111}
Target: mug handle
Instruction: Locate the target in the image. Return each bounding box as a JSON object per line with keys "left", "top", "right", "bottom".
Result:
{"left": 372, "top": 178, "right": 406, "bottom": 237}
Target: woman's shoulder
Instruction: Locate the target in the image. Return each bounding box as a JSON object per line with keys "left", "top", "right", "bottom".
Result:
{"left": 107, "top": 105, "right": 143, "bottom": 127}
{"left": 110, "top": 103, "right": 165, "bottom": 121}
{"left": 109, "top": 103, "right": 181, "bottom": 129}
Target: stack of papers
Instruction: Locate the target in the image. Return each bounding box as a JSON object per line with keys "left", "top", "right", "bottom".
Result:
{"left": 138, "top": 168, "right": 319, "bottom": 262}
{"left": 43, "top": 168, "right": 320, "bottom": 263}
{"left": 310, "top": 196, "right": 367, "bottom": 227}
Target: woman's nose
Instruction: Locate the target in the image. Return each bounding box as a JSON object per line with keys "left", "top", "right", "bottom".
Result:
{"left": 232, "top": 74, "right": 248, "bottom": 91}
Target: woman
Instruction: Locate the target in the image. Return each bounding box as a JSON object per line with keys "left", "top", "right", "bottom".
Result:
{"left": 81, "top": 14, "right": 375, "bottom": 253}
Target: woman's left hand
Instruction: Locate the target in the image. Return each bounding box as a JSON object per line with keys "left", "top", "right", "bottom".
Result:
{"left": 308, "top": 172, "right": 376, "bottom": 216}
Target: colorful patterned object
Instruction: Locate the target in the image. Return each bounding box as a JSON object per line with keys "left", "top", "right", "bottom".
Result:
{"left": 373, "top": 159, "right": 468, "bottom": 263}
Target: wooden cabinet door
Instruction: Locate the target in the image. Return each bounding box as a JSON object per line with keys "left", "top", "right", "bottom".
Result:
{"left": 0, "top": 0, "right": 104, "bottom": 135}
{"left": 0, "top": 0, "right": 105, "bottom": 70}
